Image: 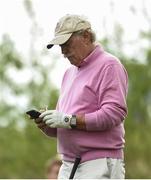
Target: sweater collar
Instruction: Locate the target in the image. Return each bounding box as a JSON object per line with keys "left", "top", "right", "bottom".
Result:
{"left": 78, "top": 44, "right": 104, "bottom": 68}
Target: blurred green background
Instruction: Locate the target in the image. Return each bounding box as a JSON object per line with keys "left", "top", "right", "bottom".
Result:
{"left": 0, "top": 0, "right": 151, "bottom": 178}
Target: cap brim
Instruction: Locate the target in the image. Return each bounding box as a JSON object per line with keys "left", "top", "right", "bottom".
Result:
{"left": 47, "top": 33, "right": 72, "bottom": 49}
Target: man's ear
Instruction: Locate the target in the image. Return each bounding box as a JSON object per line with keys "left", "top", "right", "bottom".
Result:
{"left": 83, "top": 30, "right": 91, "bottom": 44}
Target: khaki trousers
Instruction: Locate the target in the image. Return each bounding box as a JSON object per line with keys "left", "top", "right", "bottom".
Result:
{"left": 58, "top": 158, "right": 125, "bottom": 179}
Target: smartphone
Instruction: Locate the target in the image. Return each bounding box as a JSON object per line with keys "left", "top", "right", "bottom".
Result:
{"left": 26, "top": 109, "right": 41, "bottom": 119}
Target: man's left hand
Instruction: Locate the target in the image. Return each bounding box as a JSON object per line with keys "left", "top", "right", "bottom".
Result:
{"left": 39, "top": 110, "right": 71, "bottom": 129}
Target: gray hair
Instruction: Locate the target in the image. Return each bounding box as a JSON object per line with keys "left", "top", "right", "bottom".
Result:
{"left": 73, "top": 28, "right": 96, "bottom": 43}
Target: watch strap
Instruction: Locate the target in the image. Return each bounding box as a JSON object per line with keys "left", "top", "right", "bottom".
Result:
{"left": 70, "top": 115, "right": 77, "bottom": 129}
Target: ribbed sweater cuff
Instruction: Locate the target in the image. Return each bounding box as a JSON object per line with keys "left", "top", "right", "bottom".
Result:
{"left": 85, "top": 112, "right": 97, "bottom": 131}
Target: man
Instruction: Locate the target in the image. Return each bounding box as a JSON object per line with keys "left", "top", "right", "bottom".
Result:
{"left": 35, "top": 14, "right": 128, "bottom": 179}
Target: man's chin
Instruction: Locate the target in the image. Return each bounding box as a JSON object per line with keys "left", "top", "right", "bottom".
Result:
{"left": 70, "top": 61, "right": 78, "bottom": 66}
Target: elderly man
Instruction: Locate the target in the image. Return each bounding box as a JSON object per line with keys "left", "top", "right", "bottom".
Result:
{"left": 35, "top": 14, "right": 128, "bottom": 179}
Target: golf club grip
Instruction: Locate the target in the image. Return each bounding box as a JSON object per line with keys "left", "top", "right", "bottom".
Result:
{"left": 69, "top": 157, "right": 81, "bottom": 179}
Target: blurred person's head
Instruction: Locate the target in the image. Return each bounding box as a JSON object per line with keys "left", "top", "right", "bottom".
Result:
{"left": 46, "top": 157, "right": 62, "bottom": 179}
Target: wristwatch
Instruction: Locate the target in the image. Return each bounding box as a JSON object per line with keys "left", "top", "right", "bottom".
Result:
{"left": 70, "top": 115, "right": 77, "bottom": 129}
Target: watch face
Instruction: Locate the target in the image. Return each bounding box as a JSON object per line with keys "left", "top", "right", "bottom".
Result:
{"left": 64, "top": 116, "right": 70, "bottom": 123}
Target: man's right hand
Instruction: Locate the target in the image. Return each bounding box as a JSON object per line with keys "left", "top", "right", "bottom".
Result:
{"left": 34, "top": 108, "right": 48, "bottom": 128}
{"left": 34, "top": 117, "right": 47, "bottom": 128}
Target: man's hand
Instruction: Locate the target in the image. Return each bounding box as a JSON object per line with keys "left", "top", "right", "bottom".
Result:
{"left": 33, "top": 108, "right": 48, "bottom": 129}
{"left": 34, "top": 117, "right": 47, "bottom": 128}
{"left": 39, "top": 110, "right": 71, "bottom": 129}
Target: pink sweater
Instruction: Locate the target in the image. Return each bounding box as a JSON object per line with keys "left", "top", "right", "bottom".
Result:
{"left": 41, "top": 45, "right": 128, "bottom": 163}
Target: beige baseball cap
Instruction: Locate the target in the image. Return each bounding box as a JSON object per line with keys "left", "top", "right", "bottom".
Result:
{"left": 47, "top": 14, "right": 91, "bottom": 49}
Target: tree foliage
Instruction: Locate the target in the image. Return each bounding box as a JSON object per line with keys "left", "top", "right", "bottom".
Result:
{"left": 0, "top": 1, "right": 59, "bottom": 178}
